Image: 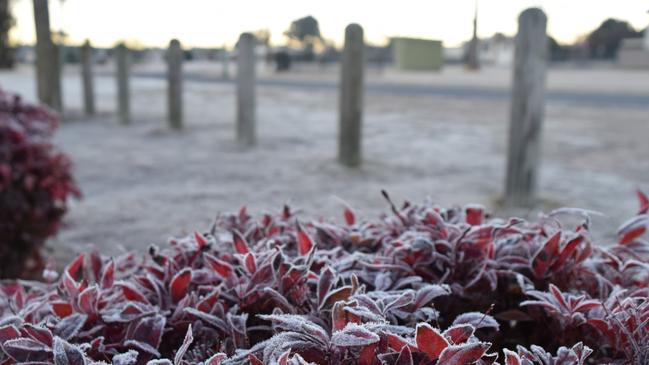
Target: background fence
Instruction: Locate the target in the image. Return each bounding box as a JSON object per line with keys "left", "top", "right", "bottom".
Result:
{"left": 31, "top": 2, "right": 550, "bottom": 208}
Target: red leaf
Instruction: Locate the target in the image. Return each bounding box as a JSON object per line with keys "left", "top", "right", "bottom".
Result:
{"left": 52, "top": 301, "right": 73, "bottom": 318}
{"left": 78, "top": 285, "right": 99, "bottom": 314}
{"left": 637, "top": 190, "right": 649, "bottom": 214}
{"left": 0, "top": 325, "right": 21, "bottom": 343}
{"left": 232, "top": 230, "right": 250, "bottom": 254}
{"left": 620, "top": 226, "right": 646, "bottom": 245}
{"left": 194, "top": 231, "right": 208, "bottom": 249}
{"left": 296, "top": 222, "right": 314, "bottom": 256}
{"left": 249, "top": 355, "right": 263, "bottom": 365}
{"left": 344, "top": 206, "right": 356, "bottom": 225}
{"left": 331, "top": 301, "right": 348, "bottom": 332}
{"left": 318, "top": 267, "right": 336, "bottom": 306}
{"left": 465, "top": 205, "right": 484, "bottom": 226}
{"left": 551, "top": 235, "right": 584, "bottom": 271}
{"left": 244, "top": 253, "right": 257, "bottom": 273}
{"left": 197, "top": 289, "right": 220, "bottom": 313}
{"left": 395, "top": 345, "right": 413, "bottom": 365}
{"left": 127, "top": 314, "right": 166, "bottom": 355}
{"left": 573, "top": 300, "right": 602, "bottom": 313}
{"left": 66, "top": 254, "right": 85, "bottom": 280}
{"left": 22, "top": 324, "right": 53, "bottom": 347}
{"left": 386, "top": 333, "right": 416, "bottom": 353}
{"left": 504, "top": 349, "right": 522, "bottom": 365}
{"left": 359, "top": 343, "right": 378, "bottom": 365}
{"left": 532, "top": 231, "right": 561, "bottom": 278}
{"left": 549, "top": 284, "right": 568, "bottom": 310}
{"left": 437, "top": 342, "right": 491, "bottom": 365}
{"left": 416, "top": 323, "right": 449, "bottom": 360}
{"left": 320, "top": 286, "right": 353, "bottom": 310}
{"left": 278, "top": 349, "right": 291, "bottom": 365}
{"left": 203, "top": 253, "right": 234, "bottom": 278}
{"left": 170, "top": 268, "right": 192, "bottom": 302}
{"left": 443, "top": 324, "right": 474, "bottom": 344}
{"left": 617, "top": 215, "right": 648, "bottom": 245}
{"left": 239, "top": 205, "right": 249, "bottom": 223}
{"left": 62, "top": 271, "right": 80, "bottom": 298}
{"left": 100, "top": 259, "right": 115, "bottom": 289}
{"left": 117, "top": 282, "right": 149, "bottom": 303}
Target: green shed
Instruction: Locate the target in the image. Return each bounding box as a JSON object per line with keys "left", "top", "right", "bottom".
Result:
{"left": 392, "top": 37, "right": 443, "bottom": 71}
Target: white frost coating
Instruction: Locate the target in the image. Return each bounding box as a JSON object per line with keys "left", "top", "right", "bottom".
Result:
{"left": 330, "top": 323, "right": 380, "bottom": 347}
{"left": 0, "top": 64, "right": 645, "bottom": 265}
{"left": 112, "top": 350, "right": 139, "bottom": 365}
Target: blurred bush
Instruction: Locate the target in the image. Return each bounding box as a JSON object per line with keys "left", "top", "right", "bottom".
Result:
{"left": 0, "top": 88, "right": 79, "bottom": 278}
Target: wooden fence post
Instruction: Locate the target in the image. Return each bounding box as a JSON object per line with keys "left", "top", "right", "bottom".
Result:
{"left": 338, "top": 23, "right": 365, "bottom": 167}
{"left": 236, "top": 33, "right": 256, "bottom": 147}
{"left": 115, "top": 43, "right": 131, "bottom": 125}
{"left": 222, "top": 47, "right": 230, "bottom": 80}
{"left": 504, "top": 8, "right": 548, "bottom": 206}
{"left": 32, "top": 0, "right": 62, "bottom": 112}
{"left": 167, "top": 39, "right": 183, "bottom": 129}
{"left": 81, "top": 40, "right": 95, "bottom": 116}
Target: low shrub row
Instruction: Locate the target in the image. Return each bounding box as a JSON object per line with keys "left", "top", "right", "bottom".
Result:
{"left": 0, "top": 191, "right": 647, "bottom": 364}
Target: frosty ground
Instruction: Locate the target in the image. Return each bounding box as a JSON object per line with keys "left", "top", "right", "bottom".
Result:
{"left": 1, "top": 63, "right": 648, "bottom": 264}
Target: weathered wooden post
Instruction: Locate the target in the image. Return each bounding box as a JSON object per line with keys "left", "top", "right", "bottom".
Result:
{"left": 222, "top": 46, "right": 230, "bottom": 80}
{"left": 32, "top": 0, "right": 62, "bottom": 112}
{"left": 504, "top": 8, "right": 548, "bottom": 206}
{"left": 167, "top": 39, "right": 183, "bottom": 129}
{"left": 338, "top": 24, "right": 365, "bottom": 167}
{"left": 81, "top": 40, "right": 95, "bottom": 116}
{"left": 115, "top": 43, "right": 131, "bottom": 125}
{"left": 236, "top": 33, "right": 256, "bottom": 147}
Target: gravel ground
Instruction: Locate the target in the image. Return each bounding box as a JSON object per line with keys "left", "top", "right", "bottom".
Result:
{"left": 1, "top": 63, "right": 647, "bottom": 265}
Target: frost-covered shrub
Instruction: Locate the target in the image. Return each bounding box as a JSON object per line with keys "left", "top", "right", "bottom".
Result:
{"left": 0, "top": 89, "right": 79, "bottom": 278}
{"left": 0, "top": 192, "right": 647, "bottom": 364}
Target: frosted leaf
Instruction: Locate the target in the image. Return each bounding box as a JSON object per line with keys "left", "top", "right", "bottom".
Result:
{"left": 257, "top": 314, "right": 329, "bottom": 343}
{"left": 54, "top": 313, "right": 88, "bottom": 340}
{"left": 54, "top": 336, "right": 87, "bottom": 365}
{"left": 437, "top": 342, "right": 491, "bottom": 365}
{"left": 174, "top": 325, "right": 193, "bottom": 365}
{"left": 3, "top": 337, "right": 51, "bottom": 356}
{"left": 124, "top": 339, "right": 161, "bottom": 358}
{"left": 452, "top": 312, "right": 500, "bottom": 330}
{"left": 146, "top": 360, "right": 173, "bottom": 365}
{"left": 331, "top": 323, "right": 380, "bottom": 347}
{"left": 112, "top": 350, "right": 139, "bottom": 365}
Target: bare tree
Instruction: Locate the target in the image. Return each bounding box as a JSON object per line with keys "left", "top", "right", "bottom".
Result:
{"left": 0, "top": 0, "right": 15, "bottom": 68}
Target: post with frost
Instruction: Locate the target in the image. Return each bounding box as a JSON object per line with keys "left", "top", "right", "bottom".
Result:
{"left": 236, "top": 33, "right": 256, "bottom": 147}
{"left": 167, "top": 39, "right": 183, "bottom": 129}
{"left": 504, "top": 8, "right": 548, "bottom": 206}
{"left": 32, "top": 0, "right": 62, "bottom": 112}
{"left": 81, "top": 40, "right": 95, "bottom": 116}
{"left": 338, "top": 24, "right": 365, "bottom": 167}
{"left": 115, "top": 43, "right": 131, "bottom": 125}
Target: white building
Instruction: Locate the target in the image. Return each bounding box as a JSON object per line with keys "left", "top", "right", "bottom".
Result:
{"left": 478, "top": 33, "right": 515, "bottom": 67}
{"left": 617, "top": 17, "right": 649, "bottom": 69}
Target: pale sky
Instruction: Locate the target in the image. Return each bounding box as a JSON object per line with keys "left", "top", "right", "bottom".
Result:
{"left": 9, "top": 0, "right": 649, "bottom": 48}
